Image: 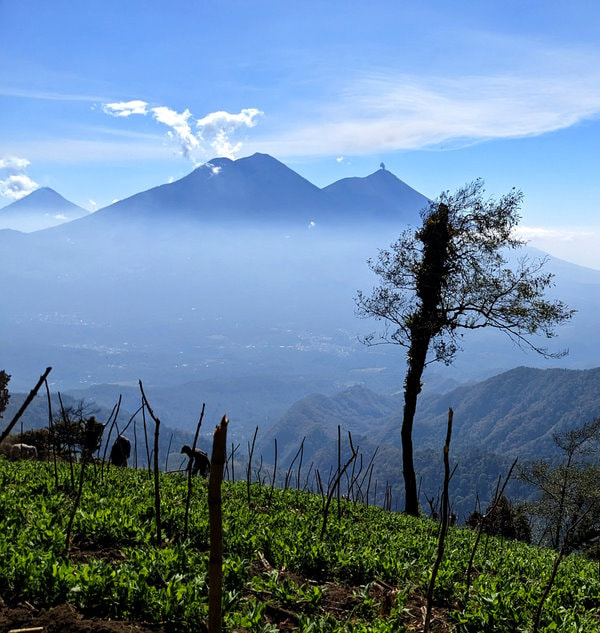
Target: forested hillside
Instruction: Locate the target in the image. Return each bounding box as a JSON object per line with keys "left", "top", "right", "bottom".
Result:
{"left": 255, "top": 366, "right": 600, "bottom": 517}
{"left": 5, "top": 365, "right": 600, "bottom": 519}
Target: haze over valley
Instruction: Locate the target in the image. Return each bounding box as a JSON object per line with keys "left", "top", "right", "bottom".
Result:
{"left": 3, "top": 0, "right": 600, "bottom": 514}
{"left": 3, "top": 154, "right": 600, "bottom": 460}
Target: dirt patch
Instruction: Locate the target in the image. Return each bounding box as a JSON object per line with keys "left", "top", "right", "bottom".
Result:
{"left": 403, "top": 592, "right": 454, "bottom": 633}
{"left": 68, "top": 537, "right": 129, "bottom": 565}
{"left": 0, "top": 603, "right": 164, "bottom": 633}
{"left": 0, "top": 557, "right": 454, "bottom": 632}
{"left": 250, "top": 556, "right": 430, "bottom": 628}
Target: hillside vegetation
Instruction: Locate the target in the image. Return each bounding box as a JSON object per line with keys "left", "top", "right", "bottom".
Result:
{"left": 7, "top": 365, "right": 600, "bottom": 522}
{"left": 0, "top": 456, "right": 598, "bottom": 632}
{"left": 255, "top": 367, "right": 600, "bottom": 518}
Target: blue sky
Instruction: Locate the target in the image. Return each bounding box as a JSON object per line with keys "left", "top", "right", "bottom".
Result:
{"left": 2, "top": 1, "right": 600, "bottom": 266}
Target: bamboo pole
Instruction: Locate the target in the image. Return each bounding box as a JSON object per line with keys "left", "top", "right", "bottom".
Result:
{"left": 184, "top": 403, "right": 206, "bottom": 540}
{"left": 424, "top": 408, "right": 453, "bottom": 632}
{"left": 139, "top": 380, "right": 162, "bottom": 545}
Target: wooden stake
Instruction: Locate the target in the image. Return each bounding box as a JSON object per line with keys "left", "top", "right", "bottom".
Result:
{"left": 208, "top": 414, "right": 229, "bottom": 633}
{"left": 0, "top": 367, "right": 52, "bottom": 444}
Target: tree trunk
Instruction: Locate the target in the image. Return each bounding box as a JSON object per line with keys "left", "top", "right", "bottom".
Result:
{"left": 402, "top": 202, "right": 451, "bottom": 517}
{"left": 402, "top": 333, "right": 430, "bottom": 516}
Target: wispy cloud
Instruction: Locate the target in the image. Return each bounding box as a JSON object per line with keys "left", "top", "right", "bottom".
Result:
{"left": 0, "top": 87, "right": 107, "bottom": 102}
{"left": 152, "top": 106, "right": 199, "bottom": 157}
{"left": 0, "top": 156, "right": 39, "bottom": 200}
{"left": 516, "top": 225, "right": 600, "bottom": 270}
{"left": 517, "top": 226, "right": 595, "bottom": 242}
{"left": 0, "top": 156, "right": 31, "bottom": 170}
{"left": 100, "top": 100, "right": 263, "bottom": 160}
{"left": 6, "top": 137, "right": 179, "bottom": 163}
{"left": 196, "top": 108, "right": 262, "bottom": 158}
{"left": 205, "top": 162, "right": 222, "bottom": 175}
{"left": 251, "top": 63, "right": 600, "bottom": 157}
{"left": 103, "top": 100, "right": 149, "bottom": 117}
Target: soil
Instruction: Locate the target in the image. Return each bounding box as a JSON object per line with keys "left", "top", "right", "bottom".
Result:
{"left": 0, "top": 563, "right": 453, "bottom": 632}
{"left": 0, "top": 603, "right": 165, "bottom": 633}
{"left": 0, "top": 592, "right": 453, "bottom": 632}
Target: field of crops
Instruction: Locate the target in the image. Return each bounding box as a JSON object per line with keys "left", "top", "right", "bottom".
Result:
{"left": 0, "top": 456, "right": 598, "bottom": 633}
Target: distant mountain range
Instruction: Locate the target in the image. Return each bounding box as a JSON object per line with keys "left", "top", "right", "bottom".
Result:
{"left": 81, "top": 153, "right": 429, "bottom": 227}
{"left": 45, "top": 365, "right": 599, "bottom": 469}
{"left": 9, "top": 363, "right": 595, "bottom": 516}
{"left": 3, "top": 155, "right": 599, "bottom": 517}
{"left": 0, "top": 187, "right": 88, "bottom": 232}
{"left": 2, "top": 151, "right": 600, "bottom": 404}
{"left": 255, "top": 365, "right": 600, "bottom": 515}
{"left": 0, "top": 153, "right": 429, "bottom": 234}
{"left": 258, "top": 366, "right": 600, "bottom": 468}
{"left": 259, "top": 385, "right": 400, "bottom": 466}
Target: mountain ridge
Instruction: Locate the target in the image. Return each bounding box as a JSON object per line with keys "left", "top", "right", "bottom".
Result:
{"left": 253, "top": 365, "right": 600, "bottom": 515}
{"left": 260, "top": 365, "right": 600, "bottom": 466}
{"left": 0, "top": 187, "right": 87, "bottom": 232}
{"left": 9, "top": 153, "right": 429, "bottom": 233}
{"left": 322, "top": 167, "right": 429, "bottom": 222}
{"left": 2, "top": 153, "right": 600, "bottom": 398}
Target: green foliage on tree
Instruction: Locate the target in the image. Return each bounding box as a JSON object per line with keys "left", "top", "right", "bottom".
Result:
{"left": 0, "top": 370, "right": 10, "bottom": 419}
{"left": 521, "top": 418, "right": 600, "bottom": 553}
{"left": 467, "top": 494, "right": 532, "bottom": 544}
{"left": 52, "top": 401, "right": 104, "bottom": 459}
{"left": 356, "top": 180, "right": 574, "bottom": 516}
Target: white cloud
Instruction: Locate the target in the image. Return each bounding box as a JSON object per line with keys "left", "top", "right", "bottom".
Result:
{"left": 516, "top": 225, "right": 600, "bottom": 270}
{"left": 55, "top": 213, "right": 68, "bottom": 221}
{"left": 0, "top": 156, "right": 39, "bottom": 201}
{"left": 151, "top": 106, "right": 199, "bottom": 157}
{"left": 209, "top": 131, "right": 242, "bottom": 160}
{"left": 88, "top": 200, "right": 97, "bottom": 211}
{"left": 336, "top": 156, "right": 344, "bottom": 163}
{"left": 196, "top": 108, "right": 262, "bottom": 130}
{"left": 249, "top": 60, "right": 600, "bottom": 157}
{"left": 103, "top": 100, "right": 148, "bottom": 117}
{"left": 0, "top": 173, "right": 39, "bottom": 200}
{"left": 205, "top": 162, "right": 222, "bottom": 175}
{"left": 0, "top": 156, "right": 30, "bottom": 170}
{"left": 100, "top": 101, "right": 262, "bottom": 161}
{"left": 516, "top": 226, "right": 594, "bottom": 242}
{"left": 196, "top": 108, "right": 263, "bottom": 159}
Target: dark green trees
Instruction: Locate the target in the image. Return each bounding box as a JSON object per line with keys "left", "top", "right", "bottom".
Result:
{"left": 467, "top": 495, "right": 532, "bottom": 543}
{"left": 0, "top": 370, "right": 9, "bottom": 419}
{"left": 356, "top": 181, "right": 573, "bottom": 516}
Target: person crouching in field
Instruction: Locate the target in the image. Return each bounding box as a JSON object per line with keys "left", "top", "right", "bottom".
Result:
{"left": 181, "top": 444, "right": 210, "bottom": 476}
{"left": 110, "top": 435, "right": 131, "bottom": 467}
